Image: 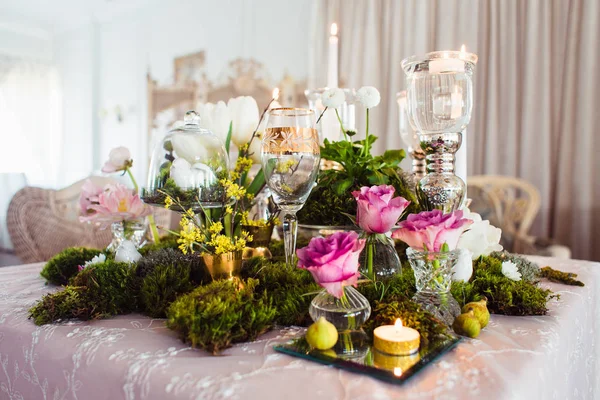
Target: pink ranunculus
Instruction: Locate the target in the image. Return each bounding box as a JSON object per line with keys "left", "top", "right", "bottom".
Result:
{"left": 101, "top": 147, "right": 132, "bottom": 173}
{"left": 352, "top": 185, "right": 411, "bottom": 234}
{"left": 79, "top": 179, "right": 103, "bottom": 216}
{"left": 79, "top": 183, "right": 151, "bottom": 226}
{"left": 297, "top": 231, "right": 366, "bottom": 298}
{"left": 391, "top": 209, "right": 473, "bottom": 252}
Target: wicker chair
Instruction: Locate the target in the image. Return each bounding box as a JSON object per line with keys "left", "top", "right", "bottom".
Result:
{"left": 468, "top": 175, "right": 571, "bottom": 258}
{"left": 7, "top": 177, "right": 175, "bottom": 263}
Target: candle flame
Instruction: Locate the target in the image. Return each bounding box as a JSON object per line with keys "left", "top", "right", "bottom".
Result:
{"left": 330, "top": 23, "right": 338, "bottom": 36}
{"left": 460, "top": 44, "right": 466, "bottom": 53}
{"left": 272, "top": 88, "right": 280, "bottom": 100}
{"left": 395, "top": 319, "right": 403, "bottom": 329}
{"left": 393, "top": 367, "right": 402, "bottom": 377}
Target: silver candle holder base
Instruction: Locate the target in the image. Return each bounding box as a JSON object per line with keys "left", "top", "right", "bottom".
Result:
{"left": 416, "top": 132, "right": 465, "bottom": 213}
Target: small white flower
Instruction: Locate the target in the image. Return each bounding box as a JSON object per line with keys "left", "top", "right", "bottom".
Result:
{"left": 115, "top": 240, "right": 142, "bottom": 263}
{"left": 321, "top": 88, "right": 346, "bottom": 108}
{"left": 82, "top": 253, "right": 106, "bottom": 269}
{"left": 452, "top": 249, "right": 473, "bottom": 282}
{"left": 356, "top": 86, "right": 381, "bottom": 109}
{"left": 501, "top": 261, "right": 522, "bottom": 281}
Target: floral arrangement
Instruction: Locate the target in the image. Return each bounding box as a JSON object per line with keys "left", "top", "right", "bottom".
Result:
{"left": 297, "top": 86, "right": 419, "bottom": 226}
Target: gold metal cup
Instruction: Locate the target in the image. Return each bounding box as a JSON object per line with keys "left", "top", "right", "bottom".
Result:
{"left": 202, "top": 251, "right": 243, "bottom": 281}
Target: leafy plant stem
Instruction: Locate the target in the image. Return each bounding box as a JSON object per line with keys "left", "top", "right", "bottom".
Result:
{"left": 335, "top": 109, "right": 348, "bottom": 140}
{"left": 316, "top": 106, "right": 328, "bottom": 124}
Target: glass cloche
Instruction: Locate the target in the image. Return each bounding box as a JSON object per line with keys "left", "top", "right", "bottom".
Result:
{"left": 142, "top": 110, "right": 229, "bottom": 211}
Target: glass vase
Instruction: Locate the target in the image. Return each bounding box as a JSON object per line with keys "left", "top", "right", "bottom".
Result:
{"left": 106, "top": 219, "right": 147, "bottom": 252}
{"left": 406, "top": 247, "right": 461, "bottom": 326}
{"left": 359, "top": 233, "right": 402, "bottom": 281}
{"left": 309, "top": 286, "right": 371, "bottom": 331}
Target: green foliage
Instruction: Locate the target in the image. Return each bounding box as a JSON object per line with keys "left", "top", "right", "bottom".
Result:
{"left": 137, "top": 248, "right": 210, "bottom": 317}
{"left": 540, "top": 266, "right": 584, "bottom": 286}
{"left": 298, "top": 136, "right": 420, "bottom": 225}
{"left": 40, "top": 247, "right": 103, "bottom": 285}
{"left": 489, "top": 251, "right": 541, "bottom": 282}
{"left": 30, "top": 260, "right": 137, "bottom": 324}
{"left": 243, "top": 258, "right": 321, "bottom": 326}
{"left": 166, "top": 278, "right": 276, "bottom": 354}
{"left": 450, "top": 256, "right": 556, "bottom": 315}
{"left": 141, "top": 178, "right": 200, "bottom": 209}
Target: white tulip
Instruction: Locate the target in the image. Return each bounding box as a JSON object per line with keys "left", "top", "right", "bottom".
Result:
{"left": 356, "top": 86, "right": 381, "bottom": 109}
{"left": 457, "top": 208, "right": 503, "bottom": 259}
{"left": 321, "top": 88, "right": 346, "bottom": 108}
{"left": 198, "top": 101, "right": 231, "bottom": 142}
{"left": 452, "top": 249, "right": 473, "bottom": 282}
{"left": 228, "top": 96, "right": 259, "bottom": 147}
{"left": 501, "top": 261, "right": 522, "bottom": 281}
{"left": 115, "top": 240, "right": 142, "bottom": 263}
{"left": 171, "top": 133, "right": 208, "bottom": 165}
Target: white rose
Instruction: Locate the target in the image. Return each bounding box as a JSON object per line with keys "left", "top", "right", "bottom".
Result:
{"left": 457, "top": 208, "right": 503, "bottom": 259}
{"left": 102, "top": 147, "right": 132, "bottom": 173}
{"left": 228, "top": 96, "right": 259, "bottom": 147}
{"left": 115, "top": 240, "right": 142, "bottom": 263}
{"left": 452, "top": 249, "right": 474, "bottom": 282}
{"left": 321, "top": 88, "right": 346, "bottom": 108}
{"left": 356, "top": 86, "right": 381, "bottom": 109}
{"left": 501, "top": 261, "right": 522, "bottom": 281}
{"left": 198, "top": 101, "right": 231, "bottom": 142}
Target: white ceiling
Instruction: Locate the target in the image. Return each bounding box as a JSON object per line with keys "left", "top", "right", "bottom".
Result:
{"left": 0, "top": 0, "right": 157, "bottom": 37}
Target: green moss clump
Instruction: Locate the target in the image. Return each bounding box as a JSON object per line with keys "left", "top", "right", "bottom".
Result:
{"left": 30, "top": 260, "right": 137, "bottom": 324}
{"left": 489, "top": 251, "right": 541, "bottom": 282}
{"left": 40, "top": 247, "right": 103, "bottom": 285}
{"left": 540, "top": 266, "right": 584, "bottom": 286}
{"left": 450, "top": 256, "right": 556, "bottom": 315}
{"left": 243, "top": 258, "right": 321, "bottom": 326}
{"left": 137, "top": 248, "right": 210, "bottom": 318}
{"left": 138, "top": 235, "right": 180, "bottom": 256}
{"left": 166, "top": 278, "right": 276, "bottom": 354}
{"left": 358, "top": 264, "right": 416, "bottom": 304}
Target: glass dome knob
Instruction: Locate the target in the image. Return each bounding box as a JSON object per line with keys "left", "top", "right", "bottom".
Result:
{"left": 184, "top": 110, "right": 200, "bottom": 125}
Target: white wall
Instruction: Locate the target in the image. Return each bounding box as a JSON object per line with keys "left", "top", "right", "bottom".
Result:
{"left": 54, "top": 0, "right": 313, "bottom": 183}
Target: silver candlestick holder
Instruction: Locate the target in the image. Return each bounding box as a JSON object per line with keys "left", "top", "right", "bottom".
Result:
{"left": 401, "top": 51, "right": 478, "bottom": 213}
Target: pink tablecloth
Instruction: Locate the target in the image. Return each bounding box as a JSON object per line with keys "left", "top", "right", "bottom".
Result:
{"left": 0, "top": 257, "right": 599, "bottom": 400}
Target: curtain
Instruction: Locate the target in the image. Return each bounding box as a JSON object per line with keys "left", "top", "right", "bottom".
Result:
{"left": 309, "top": 0, "right": 600, "bottom": 261}
{"left": 0, "top": 57, "right": 63, "bottom": 188}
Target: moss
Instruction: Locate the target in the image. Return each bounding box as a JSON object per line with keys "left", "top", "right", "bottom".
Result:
{"left": 450, "top": 255, "right": 556, "bottom": 315}
{"left": 540, "top": 266, "right": 584, "bottom": 286}
{"left": 166, "top": 278, "right": 276, "bottom": 354}
{"left": 40, "top": 247, "right": 103, "bottom": 285}
{"left": 30, "top": 260, "right": 137, "bottom": 324}
{"left": 243, "top": 258, "right": 321, "bottom": 326}
{"left": 489, "top": 251, "right": 541, "bottom": 282}
{"left": 137, "top": 248, "right": 210, "bottom": 318}
{"left": 138, "top": 235, "right": 180, "bottom": 256}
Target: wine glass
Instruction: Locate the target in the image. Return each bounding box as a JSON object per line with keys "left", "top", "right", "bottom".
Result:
{"left": 261, "top": 108, "right": 321, "bottom": 268}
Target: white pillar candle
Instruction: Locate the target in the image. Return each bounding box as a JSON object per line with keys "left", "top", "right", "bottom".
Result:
{"left": 327, "top": 23, "right": 339, "bottom": 88}
{"left": 428, "top": 55, "right": 464, "bottom": 74}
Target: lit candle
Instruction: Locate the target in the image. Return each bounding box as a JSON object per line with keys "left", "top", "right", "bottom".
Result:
{"left": 270, "top": 88, "right": 281, "bottom": 109}
{"left": 428, "top": 47, "right": 465, "bottom": 74}
{"left": 327, "top": 23, "right": 339, "bottom": 88}
{"left": 373, "top": 319, "right": 420, "bottom": 356}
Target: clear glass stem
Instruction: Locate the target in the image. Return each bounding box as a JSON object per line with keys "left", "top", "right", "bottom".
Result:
{"left": 282, "top": 211, "right": 298, "bottom": 268}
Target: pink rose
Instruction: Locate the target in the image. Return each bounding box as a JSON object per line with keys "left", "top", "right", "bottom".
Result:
{"left": 352, "top": 185, "right": 410, "bottom": 234}
{"left": 297, "top": 231, "right": 366, "bottom": 298}
{"left": 392, "top": 210, "right": 473, "bottom": 252}
{"left": 79, "top": 183, "right": 151, "bottom": 226}
{"left": 79, "top": 179, "right": 103, "bottom": 216}
{"left": 102, "top": 147, "right": 132, "bottom": 173}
